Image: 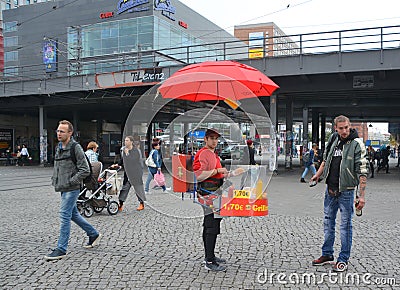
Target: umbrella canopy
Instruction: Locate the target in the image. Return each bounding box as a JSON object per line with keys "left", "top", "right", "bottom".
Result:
{"left": 158, "top": 60, "right": 279, "bottom": 102}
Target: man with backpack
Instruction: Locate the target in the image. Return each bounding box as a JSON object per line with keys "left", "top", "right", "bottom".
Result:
{"left": 45, "top": 120, "right": 101, "bottom": 261}
{"left": 300, "top": 143, "right": 317, "bottom": 183}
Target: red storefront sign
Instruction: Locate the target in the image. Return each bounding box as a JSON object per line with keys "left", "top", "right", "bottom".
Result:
{"left": 100, "top": 12, "right": 114, "bottom": 19}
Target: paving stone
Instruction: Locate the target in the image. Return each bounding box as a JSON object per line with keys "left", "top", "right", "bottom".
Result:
{"left": 0, "top": 162, "right": 399, "bottom": 289}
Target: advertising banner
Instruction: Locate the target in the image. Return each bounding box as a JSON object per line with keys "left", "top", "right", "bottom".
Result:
{"left": 43, "top": 40, "right": 57, "bottom": 72}
{"left": 0, "top": 129, "right": 14, "bottom": 155}
{"left": 216, "top": 187, "right": 268, "bottom": 217}
{"left": 219, "top": 196, "right": 268, "bottom": 217}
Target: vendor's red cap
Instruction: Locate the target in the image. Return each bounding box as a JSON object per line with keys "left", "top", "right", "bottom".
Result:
{"left": 246, "top": 139, "right": 253, "bottom": 145}
{"left": 205, "top": 128, "right": 221, "bottom": 137}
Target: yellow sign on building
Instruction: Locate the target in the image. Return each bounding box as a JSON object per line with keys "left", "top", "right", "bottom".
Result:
{"left": 249, "top": 48, "right": 264, "bottom": 59}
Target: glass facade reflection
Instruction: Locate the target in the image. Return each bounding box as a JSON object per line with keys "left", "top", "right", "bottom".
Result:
{"left": 67, "top": 15, "right": 220, "bottom": 75}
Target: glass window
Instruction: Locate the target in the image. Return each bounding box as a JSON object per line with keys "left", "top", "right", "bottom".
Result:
{"left": 102, "top": 38, "right": 118, "bottom": 54}
{"left": 101, "top": 22, "right": 119, "bottom": 39}
{"left": 4, "top": 36, "right": 18, "bottom": 47}
{"left": 138, "top": 16, "right": 153, "bottom": 34}
{"left": 119, "top": 36, "right": 137, "bottom": 53}
{"left": 5, "top": 51, "right": 18, "bottom": 62}
{"left": 4, "top": 21, "right": 18, "bottom": 32}
{"left": 119, "top": 19, "right": 137, "bottom": 38}
{"left": 4, "top": 67, "right": 19, "bottom": 77}
{"left": 155, "top": 18, "right": 170, "bottom": 49}
{"left": 138, "top": 33, "right": 153, "bottom": 50}
{"left": 170, "top": 27, "right": 181, "bottom": 46}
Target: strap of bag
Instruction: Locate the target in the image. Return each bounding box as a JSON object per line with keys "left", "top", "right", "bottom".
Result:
{"left": 326, "top": 132, "right": 338, "bottom": 157}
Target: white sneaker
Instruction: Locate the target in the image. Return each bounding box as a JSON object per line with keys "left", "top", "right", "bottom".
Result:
{"left": 163, "top": 187, "right": 172, "bottom": 192}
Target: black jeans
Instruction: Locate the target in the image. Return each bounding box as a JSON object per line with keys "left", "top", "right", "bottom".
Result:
{"left": 369, "top": 161, "right": 374, "bottom": 177}
{"left": 202, "top": 208, "right": 222, "bottom": 262}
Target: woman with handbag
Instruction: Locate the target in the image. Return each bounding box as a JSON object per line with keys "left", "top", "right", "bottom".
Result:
{"left": 144, "top": 141, "right": 169, "bottom": 193}
{"left": 111, "top": 136, "right": 146, "bottom": 211}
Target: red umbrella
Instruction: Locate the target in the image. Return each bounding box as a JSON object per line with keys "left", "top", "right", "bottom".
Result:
{"left": 158, "top": 60, "right": 279, "bottom": 102}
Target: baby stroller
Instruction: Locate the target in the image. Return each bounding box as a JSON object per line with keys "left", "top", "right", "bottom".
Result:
{"left": 77, "top": 162, "right": 122, "bottom": 218}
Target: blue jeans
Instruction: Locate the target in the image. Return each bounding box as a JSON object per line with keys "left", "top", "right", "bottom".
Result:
{"left": 57, "top": 189, "right": 98, "bottom": 253}
{"left": 301, "top": 164, "right": 316, "bottom": 179}
{"left": 321, "top": 188, "right": 354, "bottom": 263}
{"left": 145, "top": 168, "right": 166, "bottom": 192}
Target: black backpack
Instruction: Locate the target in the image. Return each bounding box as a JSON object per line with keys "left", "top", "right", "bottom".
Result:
{"left": 70, "top": 142, "right": 97, "bottom": 190}
{"left": 302, "top": 151, "right": 311, "bottom": 163}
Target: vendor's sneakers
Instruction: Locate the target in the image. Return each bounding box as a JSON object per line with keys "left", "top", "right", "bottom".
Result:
{"left": 202, "top": 257, "right": 226, "bottom": 264}
{"left": 312, "top": 255, "right": 334, "bottom": 266}
{"left": 84, "top": 233, "right": 101, "bottom": 248}
{"left": 204, "top": 261, "right": 226, "bottom": 272}
{"left": 333, "top": 261, "right": 348, "bottom": 272}
{"left": 44, "top": 248, "right": 66, "bottom": 261}
{"left": 137, "top": 203, "right": 144, "bottom": 211}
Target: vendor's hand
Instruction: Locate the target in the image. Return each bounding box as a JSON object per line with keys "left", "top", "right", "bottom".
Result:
{"left": 356, "top": 196, "right": 365, "bottom": 210}
{"left": 110, "top": 164, "right": 119, "bottom": 169}
{"left": 231, "top": 167, "right": 245, "bottom": 176}
{"left": 217, "top": 167, "right": 229, "bottom": 177}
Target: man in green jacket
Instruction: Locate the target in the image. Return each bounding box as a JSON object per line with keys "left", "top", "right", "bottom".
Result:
{"left": 310, "top": 115, "right": 368, "bottom": 272}
{"left": 45, "top": 120, "right": 101, "bottom": 261}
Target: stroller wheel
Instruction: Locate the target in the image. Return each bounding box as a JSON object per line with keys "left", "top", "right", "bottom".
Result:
{"left": 83, "top": 204, "right": 94, "bottom": 218}
{"left": 107, "top": 201, "right": 119, "bottom": 215}
{"left": 93, "top": 206, "right": 104, "bottom": 213}
{"left": 77, "top": 202, "right": 85, "bottom": 216}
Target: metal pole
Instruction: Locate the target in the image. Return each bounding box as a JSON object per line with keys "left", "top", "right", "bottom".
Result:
{"left": 39, "top": 106, "right": 48, "bottom": 165}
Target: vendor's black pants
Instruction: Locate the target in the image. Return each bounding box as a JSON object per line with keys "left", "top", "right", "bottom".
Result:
{"left": 202, "top": 211, "right": 222, "bottom": 262}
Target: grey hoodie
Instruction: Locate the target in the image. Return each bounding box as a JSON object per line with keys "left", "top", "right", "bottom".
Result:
{"left": 51, "top": 139, "right": 90, "bottom": 192}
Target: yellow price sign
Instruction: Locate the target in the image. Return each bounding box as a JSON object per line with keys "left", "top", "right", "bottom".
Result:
{"left": 233, "top": 190, "right": 250, "bottom": 199}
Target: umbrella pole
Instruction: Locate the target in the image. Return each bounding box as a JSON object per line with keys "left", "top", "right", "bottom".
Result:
{"left": 191, "top": 100, "right": 219, "bottom": 132}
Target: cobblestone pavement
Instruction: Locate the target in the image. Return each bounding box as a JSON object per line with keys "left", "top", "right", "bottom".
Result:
{"left": 0, "top": 158, "right": 399, "bottom": 289}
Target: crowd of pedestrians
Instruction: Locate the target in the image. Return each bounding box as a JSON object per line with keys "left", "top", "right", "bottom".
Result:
{"left": 5, "top": 116, "right": 395, "bottom": 274}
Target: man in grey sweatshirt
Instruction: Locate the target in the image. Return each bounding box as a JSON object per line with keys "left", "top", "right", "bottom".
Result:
{"left": 45, "top": 120, "right": 101, "bottom": 261}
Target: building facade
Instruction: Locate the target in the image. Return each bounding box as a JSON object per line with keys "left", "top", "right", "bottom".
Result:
{"left": 234, "top": 22, "right": 299, "bottom": 59}
{"left": 3, "top": 0, "right": 241, "bottom": 79}
{"left": 0, "top": 0, "right": 243, "bottom": 162}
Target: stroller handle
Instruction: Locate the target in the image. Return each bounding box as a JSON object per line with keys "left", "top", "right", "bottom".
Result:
{"left": 109, "top": 165, "right": 122, "bottom": 171}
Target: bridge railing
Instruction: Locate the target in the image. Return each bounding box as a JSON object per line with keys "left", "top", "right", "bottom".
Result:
{"left": 4, "top": 25, "right": 400, "bottom": 81}
{"left": 89, "top": 24, "right": 400, "bottom": 74}
{"left": 153, "top": 25, "right": 400, "bottom": 67}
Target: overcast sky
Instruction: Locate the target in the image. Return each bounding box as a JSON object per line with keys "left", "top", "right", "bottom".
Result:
{"left": 179, "top": 0, "right": 400, "bottom": 35}
{"left": 179, "top": 0, "right": 393, "bottom": 133}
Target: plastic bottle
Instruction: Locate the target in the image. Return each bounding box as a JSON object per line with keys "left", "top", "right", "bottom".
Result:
{"left": 355, "top": 198, "right": 362, "bottom": 216}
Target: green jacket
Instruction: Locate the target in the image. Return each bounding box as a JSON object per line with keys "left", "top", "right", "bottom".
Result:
{"left": 52, "top": 139, "right": 90, "bottom": 192}
{"left": 323, "top": 130, "right": 368, "bottom": 192}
